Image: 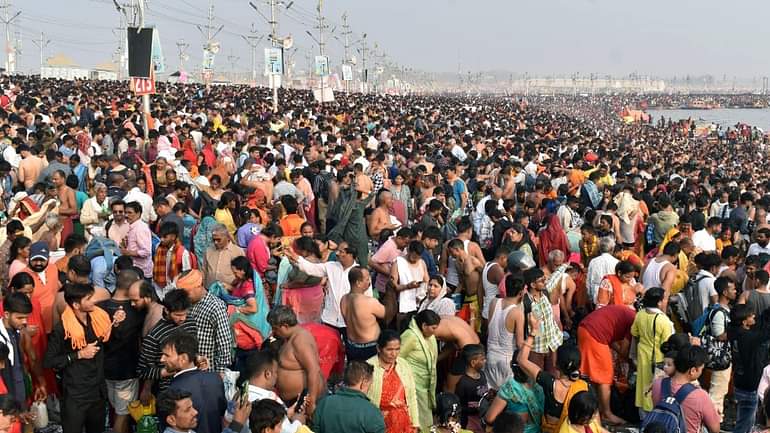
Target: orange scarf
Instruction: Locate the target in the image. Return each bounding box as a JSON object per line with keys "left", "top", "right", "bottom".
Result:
{"left": 61, "top": 305, "right": 112, "bottom": 350}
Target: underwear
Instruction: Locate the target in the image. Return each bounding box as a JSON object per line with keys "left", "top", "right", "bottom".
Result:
{"left": 344, "top": 339, "right": 378, "bottom": 362}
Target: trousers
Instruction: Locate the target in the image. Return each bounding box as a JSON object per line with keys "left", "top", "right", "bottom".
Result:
{"left": 62, "top": 398, "right": 105, "bottom": 433}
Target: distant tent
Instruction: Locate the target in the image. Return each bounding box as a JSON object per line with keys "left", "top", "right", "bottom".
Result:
{"left": 93, "top": 61, "right": 117, "bottom": 72}
{"left": 46, "top": 53, "right": 79, "bottom": 68}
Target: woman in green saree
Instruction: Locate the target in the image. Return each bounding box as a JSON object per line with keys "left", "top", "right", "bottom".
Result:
{"left": 400, "top": 309, "right": 441, "bottom": 432}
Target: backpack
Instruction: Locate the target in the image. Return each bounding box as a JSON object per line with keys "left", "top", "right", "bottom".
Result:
{"left": 700, "top": 305, "right": 732, "bottom": 371}
{"left": 85, "top": 236, "right": 121, "bottom": 288}
{"left": 679, "top": 274, "right": 709, "bottom": 330}
{"left": 691, "top": 304, "right": 719, "bottom": 337}
{"left": 640, "top": 377, "right": 696, "bottom": 433}
{"left": 85, "top": 236, "right": 121, "bottom": 270}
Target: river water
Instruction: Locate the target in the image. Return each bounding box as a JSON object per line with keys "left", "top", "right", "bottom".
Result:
{"left": 646, "top": 108, "right": 770, "bottom": 130}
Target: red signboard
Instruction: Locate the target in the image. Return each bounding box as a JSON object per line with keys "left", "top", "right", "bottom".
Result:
{"left": 130, "top": 76, "right": 156, "bottom": 96}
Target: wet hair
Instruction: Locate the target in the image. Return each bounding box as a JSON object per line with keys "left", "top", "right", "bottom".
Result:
{"left": 67, "top": 255, "right": 92, "bottom": 277}
{"left": 249, "top": 399, "right": 286, "bottom": 433}
{"left": 64, "top": 282, "right": 95, "bottom": 307}
{"left": 163, "top": 289, "right": 191, "bottom": 313}
{"left": 161, "top": 330, "right": 199, "bottom": 363}
{"left": 3, "top": 292, "right": 31, "bottom": 314}
{"left": 134, "top": 279, "right": 158, "bottom": 302}
{"left": 642, "top": 287, "right": 665, "bottom": 308}
{"left": 674, "top": 345, "right": 707, "bottom": 373}
{"left": 414, "top": 309, "right": 441, "bottom": 327}
{"left": 267, "top": 305, "right": 298, "bottom": 327}
{"left": 567, "top": 391, "right": 598, "bottom": 425}
{"left": 343, "top": 360, "right": 374, "bottom": 387}
{"left": 556, "top": 344, "right": 581, "bottom": 379}
{"left": 347, "top": 266, "right": 368, "bottom": 288}
{"left": 63, "top": 233, "right": 87, "bottom": 253}
{"left": 242, "top": 350, "right": 277, "bottom": 385}
{"left": 462, "top": 343, "right": 485, "bottom": 364}
{"left": 615, "top": 260, "right": 636, "bottom": 275}
{"left": 504, "top": 274, "right": 525, "bottom": 298}
{"left": 377, "top": 329, "right": 400, "bottom": 349}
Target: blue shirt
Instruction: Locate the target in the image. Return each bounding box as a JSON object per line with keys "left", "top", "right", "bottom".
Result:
{"left": 421, "top": 249, "right": 439, "bottom": 279}
{"left": 90, "top": 256, "right": 116, "bottom": 293}
{"left": 453, "top": 179, "right": 467, "bottom": 208}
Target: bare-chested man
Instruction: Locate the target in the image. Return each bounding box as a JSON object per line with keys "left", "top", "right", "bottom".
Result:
{"left": 340, "top": 266, "right": 384, "bottom": 361}
{"left": 368, "top": 189, "right": 399, "bottom": 239}
{"left": 267, "top": 305, "right": 326, "bottom": 416}
{"left": 433, "top": 315, "right": 481, "bottom": 392}
{"left": 52, "top": 170, "right": 77, "bottom": 240}
{"left": 443, "top": 223, "right": 485, "bottom": 332}
{"left": 17, "top": 145, "right": 45, "bottom": 190}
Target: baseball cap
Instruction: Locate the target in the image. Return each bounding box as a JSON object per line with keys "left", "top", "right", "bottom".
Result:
{"left": 30, "top": 241, "right": 50, "bottom": 261}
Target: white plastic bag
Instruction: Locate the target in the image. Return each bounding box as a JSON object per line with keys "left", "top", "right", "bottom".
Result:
{"left": 31, "top": 401, "right": 48, "bottom": 429}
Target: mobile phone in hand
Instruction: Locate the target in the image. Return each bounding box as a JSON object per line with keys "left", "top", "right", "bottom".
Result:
{"left": 294, "top": 388, "right": 309, "bottom": 413}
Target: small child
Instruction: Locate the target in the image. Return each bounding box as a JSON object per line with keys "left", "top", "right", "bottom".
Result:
{"left": 454, "top": 344, "right": 489, "bottom": 432}
{"left": 558, "top": 390, "right": 607, "bottom": 433}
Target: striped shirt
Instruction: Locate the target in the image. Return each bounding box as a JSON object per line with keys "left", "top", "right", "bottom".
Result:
{"left": 137, "top": 318, "right": 198, "bottom": 392}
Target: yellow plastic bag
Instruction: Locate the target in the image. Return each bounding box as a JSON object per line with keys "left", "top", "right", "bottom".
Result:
{"left": 128, "top": 396, "right": 156, "bottom": 422}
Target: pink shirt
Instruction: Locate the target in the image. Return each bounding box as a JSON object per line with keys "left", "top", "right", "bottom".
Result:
{"left": 651, "top": 378, "right": 720, "bottom": 433}
{"left": 127, "top": 219, "right": 153, "bottom": 278}
{"left": 370, "top": 238, "right": 403, "bottom": 292}
{"left": 247, "top": 235, "right": 270, "bottom": 276}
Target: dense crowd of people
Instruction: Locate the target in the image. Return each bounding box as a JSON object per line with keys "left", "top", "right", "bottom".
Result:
{"left": 0, "top": 75, "right": 769, "bottom": 433}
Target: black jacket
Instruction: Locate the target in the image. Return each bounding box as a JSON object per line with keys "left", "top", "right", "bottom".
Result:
{"left": 168, "top": 369, "right": 227, "bottom": 433}
{"left": 43, "top": 317, "right": 106, "bottom": 403}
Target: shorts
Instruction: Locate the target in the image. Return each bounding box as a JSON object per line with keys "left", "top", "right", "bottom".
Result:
{"left": 450, "top": 352, "right": 466, "bottom": 376}
{"left": 106, "top": 378, "right": 139, "bottom": 415}
{"left": 345, "top": 339, "right": 378, "bottom": 362}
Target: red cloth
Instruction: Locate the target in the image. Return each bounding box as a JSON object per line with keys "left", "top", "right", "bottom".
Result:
{"left": 537, "top": 214, "right": 570, "bottom": 266}
{"left": 579, "top": 304, "right": 635, "bottom": 344}
{"left": 380, "top": 366, "right": 413, "bottom": 433}
{"left": 182, "top": 139, "right": 197, "bottom": 165}
{"left": 301, "top": 323, "right": 344, "bottom": 380}
{"left": 202, "top": 143, "right": 216, "bottom": 168}
{"left": 282, "top": 285, "right": 323, "bottom": 324}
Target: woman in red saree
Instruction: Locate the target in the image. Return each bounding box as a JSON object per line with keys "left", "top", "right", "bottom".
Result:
{"left": 366, "top": 331, "right": 420, "bottom": 433}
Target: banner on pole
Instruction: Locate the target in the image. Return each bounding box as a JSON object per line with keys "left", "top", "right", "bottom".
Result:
{"left": 314, "top": 55, "right": 329, "bottom": 77}
{"left": 151, "top": 27, "right": 165, "bottom": 73}
{"left": 341, "top": 64, "right": 352, "bottom": 81}
{"left": 264, "top": 48, "right": 283, "bottom": 75}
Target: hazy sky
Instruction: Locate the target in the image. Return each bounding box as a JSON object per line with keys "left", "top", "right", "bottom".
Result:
{"left": 11, "top": 0, "right": 770, "bottom": 78}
